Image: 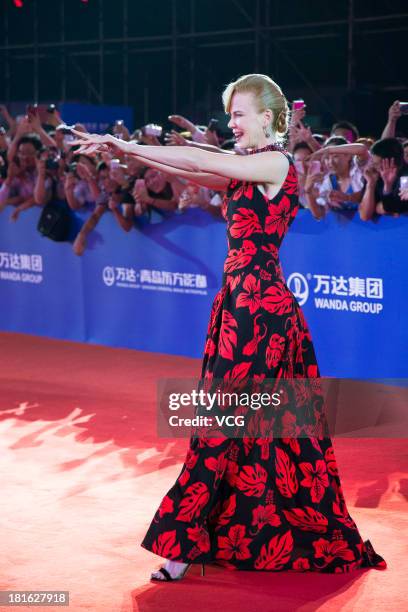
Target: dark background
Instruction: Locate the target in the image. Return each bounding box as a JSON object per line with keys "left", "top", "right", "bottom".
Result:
{"left": 0, "top": 0, "right": 407, "bottom": 136}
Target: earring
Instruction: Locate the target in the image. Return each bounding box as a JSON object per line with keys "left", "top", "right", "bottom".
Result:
{"left": 263, "top": 125, "right": 271, "bottom": 138}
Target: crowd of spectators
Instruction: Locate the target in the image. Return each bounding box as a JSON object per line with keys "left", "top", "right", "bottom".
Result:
{"left": 0, "top": 99, "right": 407, "bottom": 255}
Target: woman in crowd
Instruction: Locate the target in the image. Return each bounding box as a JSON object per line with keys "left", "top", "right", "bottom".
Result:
{"left": 304, "top": 137, "right": 367, "bottom": 218}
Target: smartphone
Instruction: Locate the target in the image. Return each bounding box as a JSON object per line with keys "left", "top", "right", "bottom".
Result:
{"left": 143, "top": 124, "right": 162, "bottom": 138}
{"left": 400, "top": 176, "right": 408, "bottom": 189}
{"left": 207, "top": 118, "right": 219, "bottom": 132}
{"left": 292, "top": 99, "right": 305, "bottom": 111}
{"left": 46, "top": 158, "right": 59, "bottom": 171}
{"left": 399, "top": 102, "right": 408, "bottom": 115}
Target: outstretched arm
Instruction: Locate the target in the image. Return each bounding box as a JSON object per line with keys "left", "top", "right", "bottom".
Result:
{"left": 72, "top": 131, "right": 289, "bottom": 185}
{"left": 127, "top": 154, "right": 229, "bottom": 191}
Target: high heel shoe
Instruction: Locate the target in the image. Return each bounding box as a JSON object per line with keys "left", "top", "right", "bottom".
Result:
{"left": 150, "top": 562, "right": 206, "bottom": 581}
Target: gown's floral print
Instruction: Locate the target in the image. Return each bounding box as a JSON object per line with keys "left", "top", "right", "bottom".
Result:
{"left": 141, "top": 144, "right": 386, "bottom": 573}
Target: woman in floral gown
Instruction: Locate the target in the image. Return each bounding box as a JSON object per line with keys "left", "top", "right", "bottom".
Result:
{"left": 72, "top": 74, "right": 386, "bottom": 581}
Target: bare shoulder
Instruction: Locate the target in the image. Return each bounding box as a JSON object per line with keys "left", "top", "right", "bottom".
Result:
{"left": 254, "top": 150, "right": 290, "bottom": 184}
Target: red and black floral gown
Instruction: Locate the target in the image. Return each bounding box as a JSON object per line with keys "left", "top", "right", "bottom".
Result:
{"left": 141, "top": 144, "right": 386, "bottom": 573}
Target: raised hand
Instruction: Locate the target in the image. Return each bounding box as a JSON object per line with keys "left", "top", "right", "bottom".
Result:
{"left": 290, "top": 107, "right": 306, "bottom": 127}
{"left": 388, "top": 100, "right": 402, "bottom": 122}
{"left": 291, "top": 121, "right": 312, "bottom": 144}
{"left": 164, "top": 130, "right": 187, "bottom": 146}
{"left": 379, "top": 158, "right": 398, "bottom": 191}
{"left": 27, "top": 111, "right": 42, "bottom": 132}
{"left": 168, "top": 114, "right": 195, "bottom": 131}
{"left": 363, "top": 163, "right": 379, "bottom": 185}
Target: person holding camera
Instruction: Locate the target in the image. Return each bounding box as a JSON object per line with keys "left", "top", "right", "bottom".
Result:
{"left": 64, "top": 155, "right": 98, "bottom": 211}
{"left": 71, "top": 161, "right": 127, "bottom": 255}
{"left": 381, "top": 100, "right": 408, "bottom": 140}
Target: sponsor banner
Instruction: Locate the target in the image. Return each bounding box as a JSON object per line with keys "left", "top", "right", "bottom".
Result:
{"left": 0, "top": 208, "right": 85, "bottom": 340}
{"left": 0, "top": 207, "right": 406, "bottom": 377}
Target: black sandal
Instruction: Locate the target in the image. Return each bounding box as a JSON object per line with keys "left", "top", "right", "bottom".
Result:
{"left": 150, "top": 563, "right": 205, "bottom": 581}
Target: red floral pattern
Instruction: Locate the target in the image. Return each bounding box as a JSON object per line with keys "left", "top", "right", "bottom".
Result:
{"left": 141, "top": 146, "right": 386, "bottom": 573}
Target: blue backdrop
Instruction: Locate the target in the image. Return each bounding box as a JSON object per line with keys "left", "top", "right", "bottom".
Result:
{"left": 0, "top": 207, "right": 406, "bottom": 378}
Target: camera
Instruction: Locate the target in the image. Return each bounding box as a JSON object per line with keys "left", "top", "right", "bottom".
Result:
{"left": 143, "top": 123, "right": 163, "bottom": 138}
{"left": 207, "top": 118, "right": 219, "bottom": 132}
{"left": 399, "top": 102, "right": 408, "bottom": 115}
{"left": 46, "top": 158, "right": 59, "bottom": 171}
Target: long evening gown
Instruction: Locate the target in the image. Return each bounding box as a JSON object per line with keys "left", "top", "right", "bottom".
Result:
{"left": 141, "top": 144, "right": 386, "bottom": 573}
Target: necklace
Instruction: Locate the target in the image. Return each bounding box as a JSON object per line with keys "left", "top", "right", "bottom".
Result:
{"left": 248, "top": 142, "right": 286, "bottom": 155}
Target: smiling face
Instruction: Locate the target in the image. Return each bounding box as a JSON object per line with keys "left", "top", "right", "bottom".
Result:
{"left": 328, "top": 151, "right": 352, "bottom": 174}
{"left": 144, "top": 168, "right": 167, "bottom": 193}
{"left": 227, "top": 92, "right": 272, "bottom": 150}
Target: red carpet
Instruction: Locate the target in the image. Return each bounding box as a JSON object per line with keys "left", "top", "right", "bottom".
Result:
{"left": 0, "top": 332, "right": 406, "bottom": 611}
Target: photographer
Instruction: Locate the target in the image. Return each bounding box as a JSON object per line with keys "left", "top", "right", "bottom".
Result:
{"left": 72, "top": 161, "right": 120, "bottom": 255}
{"left": 64, "top": 155, "right": 98, "bottom": 211}
{"left": 108, "top": 187, "right": 135, "bottom": 233}
{"left": 360, "top": 138, "right": 408, "bottom": 220}
{"left": 33, "top": 147, "right": 61, "bottom": 204}
{"left": 7, "top": 112, "right": 56, "bottom": 165}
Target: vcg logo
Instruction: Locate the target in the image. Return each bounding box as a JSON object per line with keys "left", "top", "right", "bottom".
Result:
{"left": 103, "top": 266, "right": 115, "bottom": 287}
{"left": 287, "top": 272, "right": 309, "bottom": 306}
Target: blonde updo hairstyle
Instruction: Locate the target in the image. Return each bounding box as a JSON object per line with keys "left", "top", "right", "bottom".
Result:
{"left": 222, "top": 74, "right": 290, "bottom": 142}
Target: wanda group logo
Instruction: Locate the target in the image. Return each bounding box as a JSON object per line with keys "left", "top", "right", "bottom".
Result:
{"left": 287, "top": 272, "right": 309, "bottom": 305}
{"left": 102, "top": 266, "right": 115, "bottom": 287}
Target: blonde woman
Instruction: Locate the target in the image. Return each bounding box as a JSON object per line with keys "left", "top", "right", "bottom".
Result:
{"left": 72, "top": 74, "right": 386, "bottom": 581}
